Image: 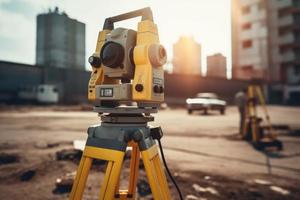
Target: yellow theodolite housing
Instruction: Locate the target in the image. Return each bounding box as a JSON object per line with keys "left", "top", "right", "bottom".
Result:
{"left": 87, "top": 7, "right": 166, "bottom": 108}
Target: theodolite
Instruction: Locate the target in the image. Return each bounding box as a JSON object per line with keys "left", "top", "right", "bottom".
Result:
{"left": 69, "top": 7, "right": 182, "bottom": 200}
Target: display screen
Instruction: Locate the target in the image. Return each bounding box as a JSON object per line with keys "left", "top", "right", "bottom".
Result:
{"left": 100, "top": 88, "right": 113, "bottom": 97}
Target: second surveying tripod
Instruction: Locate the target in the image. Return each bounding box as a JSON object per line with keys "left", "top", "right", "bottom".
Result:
{"left": 242, "top": 84, "right": 283, "bottom": 151}
{"left": 69, "top": 107, "right": 172, "bottom": 200}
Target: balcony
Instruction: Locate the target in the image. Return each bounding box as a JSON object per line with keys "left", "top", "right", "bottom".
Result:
{"left": 277, "top": 0, "right": 292, "bottom": 9}
{"left": 278, "top": 15, "right": 293, "bottom": 27}
{"left": 279, "top": 33, "right": 295, "bottom": 45}
{"left": 280, "top": 51, "right": 295, "bottom": 62}
{"left": 241, "top": 10, "right": 266, "bottom": 23}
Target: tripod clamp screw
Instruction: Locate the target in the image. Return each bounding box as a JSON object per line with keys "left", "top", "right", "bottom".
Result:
{"left": 132, "top": 129, "right": 144, "bottom": 142}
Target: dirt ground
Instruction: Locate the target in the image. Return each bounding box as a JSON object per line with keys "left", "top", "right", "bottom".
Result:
{"left": 0, "top": 105, "right": 300, "bottom": 200}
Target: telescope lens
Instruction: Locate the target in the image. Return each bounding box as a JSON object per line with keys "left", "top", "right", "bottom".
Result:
{"left": 100, "top": 41, "right": 124, "bottom": 68}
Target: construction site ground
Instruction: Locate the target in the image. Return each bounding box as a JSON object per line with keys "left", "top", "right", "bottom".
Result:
{"left": 0, "top": 105, "right": 299, "bottom": 200}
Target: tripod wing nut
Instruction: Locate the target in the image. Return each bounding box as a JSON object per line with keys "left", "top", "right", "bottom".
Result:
{"left": 132, "top": 129, "right": 143, "bottom": 142}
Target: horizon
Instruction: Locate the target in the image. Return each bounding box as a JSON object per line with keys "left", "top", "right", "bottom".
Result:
{"left": 0, "top": 0, "right": 232, "bottom": 78}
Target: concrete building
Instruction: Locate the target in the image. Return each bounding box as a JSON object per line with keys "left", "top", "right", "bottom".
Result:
{"left": 276, "top": 0, "right": 300, "bottom": 104}
{"left": 231, "top": 0, "right": 269, "bottom": 80}
{"left": 36, "top": 7, "right": 85, "bottom": 70}
{"left": 206, "top": 53, "right": 227, "bottom": 78}
{"left": 0, "top": 61, "right": 90, "bottom": 104}
{"left": 172, "top": 37, "right": 202, "bottom": 75}
{"left": 231, "top": 0, "right": 300, "bottom": 104}
{"left": 276, "top": 0, "right": 300, "bottom": 83}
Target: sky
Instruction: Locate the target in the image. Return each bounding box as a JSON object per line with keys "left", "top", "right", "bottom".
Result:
{"left": 0, "top": 0, "right": 232, "bottom": 78}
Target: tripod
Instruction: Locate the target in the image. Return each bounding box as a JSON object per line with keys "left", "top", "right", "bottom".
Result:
{"left": 242, "top": 84, "right": 282, "bottom": 150}
{"left": 69, "top": 107, "right": 172, "bottom": 200}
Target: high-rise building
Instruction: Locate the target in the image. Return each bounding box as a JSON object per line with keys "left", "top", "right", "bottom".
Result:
{"left": 231, "top": 0, "right": 300, "bottom": 84}
{"left": 172, "top": 37, "right": 201, "bottom": 75}
{"left": 231, "top": 0, "right": 269, "bottom": 80}
{"left": 232, "top": 0, "right": 300, "bottom": 103}
{"left": 207, "top": 53, "right": 227, "bottom": 78}
{"left": 36, "top": 7, "right": 85, "bottom": 70}
{"left": 276, "top": 0, "right": 300, "bottom": 84}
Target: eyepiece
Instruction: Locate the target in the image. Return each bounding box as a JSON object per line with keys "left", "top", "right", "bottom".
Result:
{"left": 100, "top": 41, "right": 125, "bottom": 68}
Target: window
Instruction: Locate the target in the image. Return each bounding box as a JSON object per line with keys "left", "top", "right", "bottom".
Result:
{"left": 295, "top": 49, "right": 300, "bottom": 55}
{"left": 294, "top": 65, "right": 300, "bottom": 75}
{"left": 278, "top": 7, "right": 291, "bottom": 17}
{"left": 279, "top": 46, "right": 289, "bottom": 54}
{"left": 242, "top": 23, "right": 252, "bottom": 30}
{"left": 242, "top": 40, "right": 253, "bottom": 48}
{"left": 294, "top": 32, "right": 300, "bottom": 42}
{"left": 293, "top": 0, "right": 300, "bottom": 7}
{"left": 279, "top": 27, "right": 290, "bottom": 36}
{"left": 242, "top": 6, "right": 251, "bottom": 15}
{"left": 294, "top": 50, "right": 300, "bottom": 65}
{"left": 242, "top": 65, "right": 253, "bottom": 70}
{"left": 294, "top": 13, "right": 300, "bottom": 23}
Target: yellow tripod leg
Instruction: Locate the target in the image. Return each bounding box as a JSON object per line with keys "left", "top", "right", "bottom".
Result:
{"left": 99, "top": 160, "right": 123, "bottom": 199}
{"left": 127, "top": 142, "right": 140, "bottom": 198}
{"left": 115, "top": 142, "right": 140, "bottom": 200}
{"left": 248, "top": 86, "right": 259, "bottom": 142}
{"left": 69, "top": 146, "right": 125, "bottom": 200}
{"left": 255, "top": 86, "right": 277, "bottom": 139}
{"left": 85, "top": 147, "right": 124, "bottom": 200}
{"left": 242, "top": 103, "right": 248, "bottom": 138}
{"left": 69, "top": 154, "right": 93, "bottom": 200}
{"left": 141, "top": 145, "right": 171, "bottom": 200}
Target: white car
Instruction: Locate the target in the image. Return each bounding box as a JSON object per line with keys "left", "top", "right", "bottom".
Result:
{"left": 186, "top": 93, "right": 226, "bottom": 115}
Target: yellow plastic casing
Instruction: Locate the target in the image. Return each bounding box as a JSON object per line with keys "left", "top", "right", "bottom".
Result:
{"left": 132, "top": 20, "right": 164, "bottom": 103}
{"left": 88, "top": 30, "right": 118, "bottom": 100}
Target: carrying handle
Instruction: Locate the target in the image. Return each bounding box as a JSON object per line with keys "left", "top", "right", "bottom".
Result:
{"left": 103, "top": 7, "right": 153, "bottom": 30}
